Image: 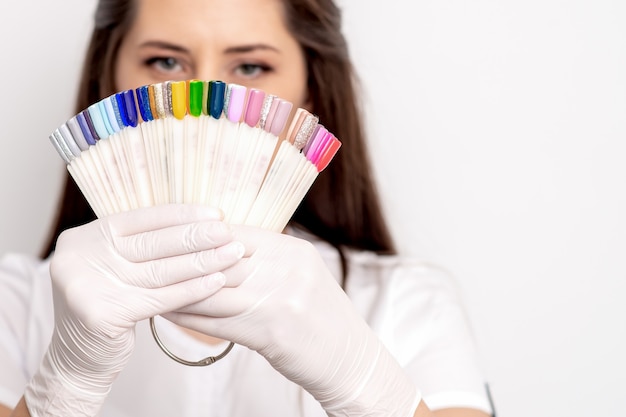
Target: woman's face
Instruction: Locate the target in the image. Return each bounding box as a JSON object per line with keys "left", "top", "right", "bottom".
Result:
{"left": 115, "top": 0, "right": 309, "bottom": 109}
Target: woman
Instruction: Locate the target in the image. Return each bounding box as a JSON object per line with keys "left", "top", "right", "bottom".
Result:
{"left": 0, "top": 0, "right": 493, "bottom": 416}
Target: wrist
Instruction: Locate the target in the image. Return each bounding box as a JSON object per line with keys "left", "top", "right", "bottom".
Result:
{"left": 47, "top": 325, "right": 130, "bottom": 395}
{"left": 319, "top": 338, "right": 421, "bottom": 417}
{"left": 24, "top": 349, "right": 110, "bottom": 417}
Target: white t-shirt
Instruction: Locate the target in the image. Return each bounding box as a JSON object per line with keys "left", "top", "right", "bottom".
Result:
{"left": 0, "top": 232, "right": 493, "bottom": 416}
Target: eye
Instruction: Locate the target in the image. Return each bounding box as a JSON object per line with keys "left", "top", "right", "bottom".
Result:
{"left": 233, "top": 63, "right": 272, "bottom": 79}
{"left": 145, "top": 57, "right": 184, "bottom": 73}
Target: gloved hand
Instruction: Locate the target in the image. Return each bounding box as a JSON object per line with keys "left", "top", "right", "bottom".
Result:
{"left": 24, "top": 204, "right": 244, "bottom": 417}
{"left": 164, "top": 226, "right": 421, "bottom": 417}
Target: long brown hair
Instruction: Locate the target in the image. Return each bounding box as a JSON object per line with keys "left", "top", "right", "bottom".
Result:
{"left": 41, "top": 0, "right": 396, "bottom": 268}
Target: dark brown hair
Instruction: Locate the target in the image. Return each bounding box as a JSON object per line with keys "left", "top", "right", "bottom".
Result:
{"left": 41, "top": 0, "right": 396, "bottom": 269}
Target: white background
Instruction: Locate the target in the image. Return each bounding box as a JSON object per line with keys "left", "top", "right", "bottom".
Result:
{"left": 1, "top": 1, "right": 625, "bottom": 416}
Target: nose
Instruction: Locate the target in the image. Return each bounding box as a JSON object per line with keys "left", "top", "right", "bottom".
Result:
{"left": 193, "top": 58, "right": 227, "bottom": 84}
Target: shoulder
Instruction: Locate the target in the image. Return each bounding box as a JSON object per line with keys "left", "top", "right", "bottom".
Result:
{"left": 0, "top": 252, "right": 54, "bottom": 344}
{"left": 0, "top": 253, "right": 54, "bottom": 405}
{"left": 0, "top": 252, "right": 53, "bottom": 329}
{"left": 322, "top": 240, "right": 464, "bottom": 322}
{"left": 344, "top": 252, "right": 491, "bottom": 412}
{"left": 347, "top": 249, "right": 459, "bottom": 297}
{"left": 0, "top": 252, "right": 52, "bottom": 296}
{"left": 343, "top": 251, "right": 468, "bottom": 341}
{"left": 289, "top": 227, "right": 462, "bottom": 311}
{"left": 296, "top": 229, "right": 469, "bottom": 339}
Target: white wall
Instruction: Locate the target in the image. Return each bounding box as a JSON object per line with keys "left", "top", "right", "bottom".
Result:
{"left": 1, "top": 1, "right": 625, "bottom": 416}
{"left": 0, "top": 0, "right": 94, "bottom": 255}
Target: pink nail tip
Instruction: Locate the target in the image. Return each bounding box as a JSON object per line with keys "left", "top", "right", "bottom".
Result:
{"left": 244, "top": 89, "right": 266, "bottom": 127}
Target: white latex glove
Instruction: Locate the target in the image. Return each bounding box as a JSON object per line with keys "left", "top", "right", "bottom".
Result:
{"left": 24, "top": 204, "right": 245, "bottom": 417}
{"left": 164, "top": 226, "right": 421, "bottom": 417}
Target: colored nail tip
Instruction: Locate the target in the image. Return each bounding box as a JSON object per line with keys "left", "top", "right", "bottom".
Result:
{"left": 189, "top": 80, "right": 204, "bottom": 117}
{"left": 308, "top": 137, "right": 327, "bottom": 164}
{"left": 262, "top": 96, "right": 280, "bottom": 132}
{"left": 171, "top": 81, "right": 187, "bottom": 120}
{"left": 316, "top": 137, "right": 342, "bottom": 172}
{"left": 67, "top": 116, "right": 89, "bottom": 151}
{"left": 136, "top": 86, "right": 153, "bottom": 122}
{"left": 259, "top": 94, "right": 276, "bottom": 129}
{"left": 223, "top": 84, "right": 232, "bottom": 116}
{"left": 76, "top": 112, "right": 96, "bottom": 146}
{"left": 294, "top": 114, "right": 319, "bottom": 150}
{"left": 305, "top": 129, "right": 332, "bottom": 164}
{"left": 244, "top": 89, "right": 266, "bottom": 127}
{"left": 209, "top": 80, "right": 226, "bottom": 119}
{"left": 97, "top": 101, "right": 115, "bottom": 136}
{"left": 146, "top": 85, "right": 155, "bottom": 118}
{"left": 82, "top": 109, "right": 101, "bottom": 142}
{"left": 304, "top": 124, "right": 322, "bottom": 154}
{"left": 52, "top": 130, "right": 72, "bottom": 160}
{"left": 285, "top": 108, "right": 308, "bottom": 143}
{"left": 49, "top": 133, "right": 70, "bottom": 164}
{"left": 148, "top": 84, "right": 159, "bottom": 119}
{"left": 185, "top": 80, "right": 191, "bottom": 114}
{"left": 122, "top": 90, "right": 138, "bottom": 127}
{"left": 303, "top": 125, "right": 324, "bottom": 155}
{"left": 55, "top": 128, "right": 78, "bottom": 161}
{"left": 226, "top": 84, "right": 246, "bottom": 122}
{"left": 50, "top": 132, "right": 73, "bottom": 163}
{"left": 269, "top": 100, "right": 293, "bottom": 136}
{"left": 58, "top": 124, "right": 81, "bottom": 157}
{"left": 108, "top": 96, "right": 123, "bottom": 132}
{"left": 317, "top": 132, "right": 336, "bottom": 158}
{"left": 153, "top": 83, "right": 166, "bottom": 119}
{"left": 87, "top": 104, "right": 108, "bottom": 139}
{"left": 115, "top": 93, "right": 129, "bottom": 127}
{"left": 164, "top": 81, "right": 173, "bottom": 117}
{"left": 202, "top": 81, "right": 210, "bottom": 115}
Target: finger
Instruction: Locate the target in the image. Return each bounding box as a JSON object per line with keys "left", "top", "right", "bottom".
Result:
{"left": 115, "top": 220, "right": 235, "bottom": 261}
{"left": 229, "top": 225, "right": 305, "bottom": 258}
{"left": 130, "top": 272, "right": 227, "bottom": 320}
{"left": 173, "top": 283, "right": 263, "bottom": 317}
{"left": 228, "top": 224, "right": 270, "bottom": 255}
{"left": 125, "top": 241, "right": 246, "bottom": 288}
{"left": 106, "top": 204, "right": 223, "bottom": 236}
{"left": 162, "top": 311, "right": 228, "bottom": 338}
{"left": 220, "top": 257, "right": 257, "bottom": 287}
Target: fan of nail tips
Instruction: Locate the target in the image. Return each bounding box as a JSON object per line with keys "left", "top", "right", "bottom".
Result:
{"left": 49, "top": 80, "right": 341, "bottom": 232}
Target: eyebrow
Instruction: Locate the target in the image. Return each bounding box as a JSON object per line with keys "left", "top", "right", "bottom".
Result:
{"left": 139, "top": 41, "right": 189, "bottom": 53}
{"left": 224, "top": 44, "right": 280, "bottom": 54}
{"left": 138, "top": 41, "right": 279, "bottom": 55}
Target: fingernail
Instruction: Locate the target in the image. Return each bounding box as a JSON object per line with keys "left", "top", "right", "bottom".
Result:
{"left": 200, "top": 206, "right": 224, "bottom": 220}
{"left": 229, "top": 241, "right": 245, "bottom": 259}
{"left": 203, "top": 272, "right": 226, "bottom": 288}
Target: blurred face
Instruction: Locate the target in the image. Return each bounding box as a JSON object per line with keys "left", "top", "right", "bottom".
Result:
{"left": 115, "top": 0, "right": 309, "bottom": 109}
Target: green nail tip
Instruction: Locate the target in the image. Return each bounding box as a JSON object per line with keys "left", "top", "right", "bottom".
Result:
{"left": 189, "top": 80, "right": 204, "bottom": 117}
